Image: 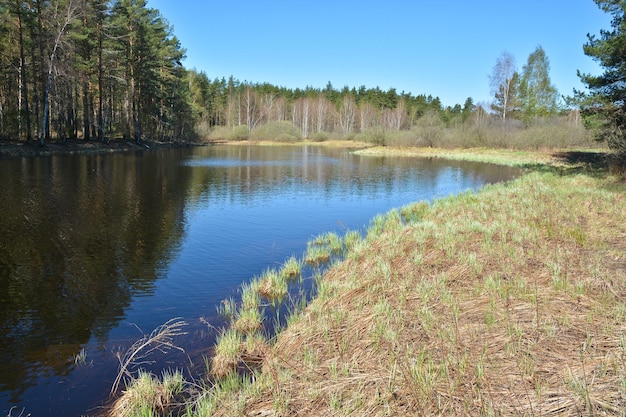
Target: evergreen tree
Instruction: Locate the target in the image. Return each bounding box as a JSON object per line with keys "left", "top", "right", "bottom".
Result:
{"left": 578, "top": 0, "right": 626, "bottom": 154}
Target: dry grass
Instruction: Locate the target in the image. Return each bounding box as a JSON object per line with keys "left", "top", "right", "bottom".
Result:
{"left": 198, "top": 156, "right": 626, "bottom": 416}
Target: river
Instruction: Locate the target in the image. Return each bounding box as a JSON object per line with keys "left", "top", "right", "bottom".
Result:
{"left": 0, "top": 144, "right": 519, "bottom": 416}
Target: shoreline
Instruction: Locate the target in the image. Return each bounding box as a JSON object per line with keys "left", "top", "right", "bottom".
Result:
{"left": 0, "top": 138, "right": 199, "bottom": 158}
{"left": 0, "top": 138, "right": 370, "bottom": 159}
{"left": 4, "top": 140, "right": 622, "bottom": 416}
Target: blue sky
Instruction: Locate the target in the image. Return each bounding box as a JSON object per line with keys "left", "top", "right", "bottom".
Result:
{"left": 148, "top": 0, "right": 611, "bottom": 108}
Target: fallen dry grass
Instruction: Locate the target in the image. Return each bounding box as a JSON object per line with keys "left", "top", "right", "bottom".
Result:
{"left": 204, "top": 158, "right": 626, "bottom": 416}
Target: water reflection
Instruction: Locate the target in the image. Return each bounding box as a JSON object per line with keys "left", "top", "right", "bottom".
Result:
{"left": 0, "top": 151, "right": 191, "bottom": 402}
{"left": 0, "top": 145, "right": 519, "bottom": 414}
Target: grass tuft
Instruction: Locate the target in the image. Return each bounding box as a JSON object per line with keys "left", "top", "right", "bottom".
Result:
{"left": 280, "top": 256, "right": 303, "bottom": 282}
{"left": 257, "top": 268, "right": 288, "bottom": 305}
{"left": 211, "top": 328, "right": 243, "bottom": 379}
{"left": 108, "top": 369, "right": 185, "bottom": 417}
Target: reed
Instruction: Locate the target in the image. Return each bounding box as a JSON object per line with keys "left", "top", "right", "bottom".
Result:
{"left": 211, "top": 328, "right": 243, "bottom": 379}
{"left": 342, "top": 230, "right": 363, "bottom": 252}
{"left": 304, "top": 242, "right": 331, "bottom": 265}
{"left": 279, "top": 255, "right": 303, "bottom": 282}
{"left": 233, "top": 304, "right": 263, "bottom": 335}
{"left": 257, "top": 267, "right": 288, "bottom": 305}
{"left": 111, "top": 318, "right": 187, "bottom": 396}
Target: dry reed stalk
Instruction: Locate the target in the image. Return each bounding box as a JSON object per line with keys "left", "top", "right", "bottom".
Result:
{"left": 110, "top": 318, "right": 187, "bottom": 396}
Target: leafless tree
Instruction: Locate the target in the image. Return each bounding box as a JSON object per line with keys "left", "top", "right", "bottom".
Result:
{"left": 314, "top": 96, "right": 330, "bottom": 133}
{"left": 384, "top": 98, "right": 407, "bottom": 130}
{"left": 489, "top": 51, "right": 518, "bottom": 122}
{"left": 359, "top": 102, "right": 378, "bottom": 132}
{"left": 337, "top": 95, "right": 356, "bottom": 135}
{"left": 40, "top": 0, "right": 77, "bottom": 145}
{"left": 244, "top": 86, "right": 261, "bottom": 131}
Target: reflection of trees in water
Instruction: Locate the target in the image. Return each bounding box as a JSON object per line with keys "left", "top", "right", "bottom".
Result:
{"left": 186, "top": 146, "right": 519, "bottom": 207}
{"left": 0, "top": 151, "right": 191, "bottom": 396}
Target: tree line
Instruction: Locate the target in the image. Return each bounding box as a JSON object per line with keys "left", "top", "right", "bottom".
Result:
{"left": 0, "top": 0, "right": 601, "bottom": 149}
{"left": 186, "top": 74, "right": 474, "bottom": 139}
{"left": 0, "top": 0, "right": 189, "bottom": 144}
{"left": 0, "top": 0, "right": 471, "bottom": 145}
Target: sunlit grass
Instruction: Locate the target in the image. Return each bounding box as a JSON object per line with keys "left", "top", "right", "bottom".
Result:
{"left": 342, "top": 230, "right": 363, "bottom": 252}
{"left": 304, "top": 242, "right": 331, "bottom": 265}
{"left": 211, "top": 328, "right": 243, "bottom": 379}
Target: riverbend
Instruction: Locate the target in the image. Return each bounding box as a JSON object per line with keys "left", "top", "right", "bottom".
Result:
{"left": 109, "top": 147, "right": 626, "bottom": 417}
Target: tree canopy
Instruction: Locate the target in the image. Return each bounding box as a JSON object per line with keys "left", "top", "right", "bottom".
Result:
{"left": 519, "top": 46, "right": 559, "bottom": 119}
{"left": 578, "top": 0, "right": 626, "bottom": 154}
{"left": 0, "top": 0, "right": 190, "bottom": 143}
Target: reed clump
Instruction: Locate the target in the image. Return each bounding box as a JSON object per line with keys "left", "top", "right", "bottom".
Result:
{"left": 280, "top": 256, "right": 303, "bottom": 282}
{"left": 305, "top": 232, "right": 343, "bottom": 265}
{"left": 195, "top": 149, "right": 626, "bottom": 416}
{"left": 109, "top": 369, "right": 185, "bottom": 417}
{"left": 257, "top": 268, "right": 288, "bottom": 305}
{"left": 210, "top": 254, "right": 306, "bottom": 379}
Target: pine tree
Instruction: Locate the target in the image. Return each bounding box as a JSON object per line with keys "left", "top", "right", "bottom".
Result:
{"left": 578, "top": 0, "right": 626, "bottom": 154}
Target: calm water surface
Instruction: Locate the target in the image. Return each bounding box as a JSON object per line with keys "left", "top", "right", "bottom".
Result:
{"left": 0, "top": 145, "right": 519, "bottom": 415}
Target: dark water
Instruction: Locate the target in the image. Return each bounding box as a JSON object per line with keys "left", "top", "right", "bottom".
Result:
{"left": 0, "top": 145, "right": 519, "bottom": 416}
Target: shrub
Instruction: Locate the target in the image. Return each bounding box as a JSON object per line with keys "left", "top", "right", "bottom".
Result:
{"left": 413, "top": 111, "right": 445, "bottom": 147}
{"left": 355, "top": 127, "right": 387, "bottom": 146}
{"left": 250, "top": 121, "right": 301, "bottom": 142}
{"left": 208, "top": 125, "right": 250, "bottom": 141}
{"left": 310, "top": 131, "right": 329, "bottom": 142}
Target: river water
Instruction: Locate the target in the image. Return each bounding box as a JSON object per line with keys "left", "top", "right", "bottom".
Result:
{"left": 0, "top": 145, "right": 519, "bottom": 415}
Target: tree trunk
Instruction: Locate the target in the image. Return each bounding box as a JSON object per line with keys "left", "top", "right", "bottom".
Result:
{"left": 40, "top": 1, "right": 73, "bottom": 146}
{"left": 16, "top": 1, "right": 32, "bottom": 142}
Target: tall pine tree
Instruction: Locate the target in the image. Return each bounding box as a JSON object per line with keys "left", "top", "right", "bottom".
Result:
{"left": 579, "top": 0, "right": 626, "bottom": 155}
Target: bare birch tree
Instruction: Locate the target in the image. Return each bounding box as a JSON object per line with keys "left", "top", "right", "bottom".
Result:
{"left": 301, "top": 98, "right": 310, "bottom": 138}
{"left": 261, "top": 93, "right": 276, "bottom": 123}
{"left": 384, "top": 98, "right": 406, "bottom": 130}
{"left": 314, "top": 96, "right": 330, "bottom": 133}
{"left": 273, "top": 96, "right": 287, "bottom": 122}
{"left": 359, "top": 102, "right": 378, "bottom": 132}
{"left": 489, "top": 51, "right": 518, "bottom": 122}
{"left": 40, "top": 0, "right": 76, "bottom": 145}
{"left": 244, "top": 86, "right": 261, "bottom": 131}
{"left": 337, "top": 95, "right": 356, "bottom": 135}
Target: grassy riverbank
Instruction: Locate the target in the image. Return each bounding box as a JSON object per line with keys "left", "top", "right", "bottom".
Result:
{"left": 110, "top": 147, "right": 626, "bottom": 417}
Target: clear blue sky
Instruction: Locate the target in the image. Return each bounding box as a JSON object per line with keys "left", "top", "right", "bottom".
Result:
{"left": 148, "top": 0, "right": 611, "bottom": 108}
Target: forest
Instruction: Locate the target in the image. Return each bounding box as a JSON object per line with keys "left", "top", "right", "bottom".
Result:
{"left": 0, "top": 0, "right": 588, "bottom": 149}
